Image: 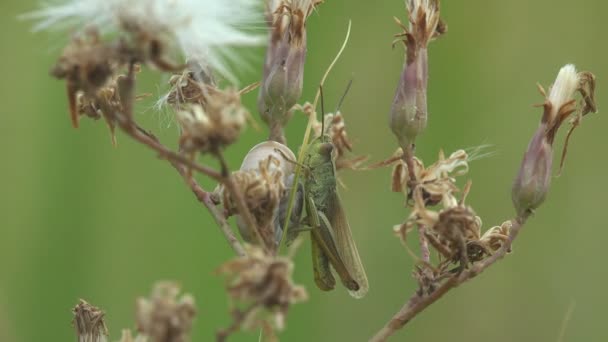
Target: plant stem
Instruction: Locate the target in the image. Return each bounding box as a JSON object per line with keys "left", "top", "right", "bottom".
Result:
{"left": 216, "top": 150, "right": 271, "bottom": 252}
{"left": 121, "top": 121, "right": 247, "bottom": 256}
{"left": 369, "top": 215, "right": 529, "bottom": 342}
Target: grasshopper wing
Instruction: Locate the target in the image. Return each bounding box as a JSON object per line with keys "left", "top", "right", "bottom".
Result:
{"left": 327, "top": 190, "right": 369, "bottom": 298}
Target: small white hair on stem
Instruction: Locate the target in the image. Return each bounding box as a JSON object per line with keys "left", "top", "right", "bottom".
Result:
{"left": 24, "top": 0, "right": 265, "bottom": 82}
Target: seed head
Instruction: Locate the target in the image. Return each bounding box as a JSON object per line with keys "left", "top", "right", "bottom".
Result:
{"left": 176, "top": 88, "right": 248, "bottom": 154}
{"left": 26, "top": 0, "right": 264, "bottom": 82}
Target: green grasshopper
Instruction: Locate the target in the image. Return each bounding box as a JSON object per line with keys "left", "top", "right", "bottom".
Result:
{"left": 282, "top": 86, "right": 368, "bottom": 298}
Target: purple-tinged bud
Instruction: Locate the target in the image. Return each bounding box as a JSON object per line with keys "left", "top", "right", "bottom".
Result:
{"left": 511, "top": 126, "right": 553, "bottom": 217}
{"left": 390, "top": 48, "right": 429, "bottom": 150}
{"left": 389, "top": 0, "right": 446, "bottom": 150}
{"left": 258, "top": 0, "right": 321, "bottom": 143}
{"left": 512, "top": 64, "right": 597, "bottom": 217}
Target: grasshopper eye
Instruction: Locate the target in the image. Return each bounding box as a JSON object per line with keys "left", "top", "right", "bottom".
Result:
{"left": 318, "top": 142, "right": 334, "bottom": 157}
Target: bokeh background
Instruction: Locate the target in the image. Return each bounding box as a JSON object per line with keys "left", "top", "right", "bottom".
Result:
{"left": 1, "top": 0, "right": 606, "bottom": 341}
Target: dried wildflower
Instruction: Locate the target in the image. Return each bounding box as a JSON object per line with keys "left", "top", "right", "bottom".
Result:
{"left": 312, "top": 111, "right": 368, "bottom": 170}
{"left": 258, "top": 0, "right": 323, "bottom": 141}
{"left": 72, "top": 299, "right": 109, "bottom": 342}
{"left": 162, "top": 69, "right": 213, "bottom": 111}
{"left": 26, "top": 0, "right": 263, "bottom": 81}
{"left": 233, "top": 141, "right": 300, "bottom": 246}
{"left": 217, "top": 246, "right": 308, "bottom": 339}
{"left": 50, "top": 29, "right": 115, "bottom": 128}
{"left": 224, "top": 154, "right": 287, "bottom": 247}
{"left": 389, "top": 0, "right": 446, "bottom": 150}
{"left": 135, "top": 282, "right": 197, "bottom": 342}
{"left": 512, "top": 65, "right": 597, "bottom": 216}
{"left": 391, "top": 149, "right": 469, "bottom": 206}
{"left": 396, "top": 179, "right": 486, "bottom": 268}
{"left": 176, "top": 88, "right": 248, "bottom": 154}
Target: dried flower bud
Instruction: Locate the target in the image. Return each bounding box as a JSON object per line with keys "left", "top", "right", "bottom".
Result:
{"left": 512, "top": 64, "right": 597, "bottom": 216}
{"left": 72, "top": 299, "right": 109, "bottom": 342}
{"left": 391, "top": 149, "right": 468, "bottom": 206}
{"left": 176, "top": 88, "right": 247, "bottom": 154}
{"left": 217, "top": 246, "right": 308, "bottom": 339}
{"left": 401, "top": 180, "right": 486, "bottom": 267}
{"left": 389, "top": 0, "right": 445, "bottom": 150}
{"left": 50, "top": 29, "right": 115, "bottom": 128}
{"left": 258, "top": 0, "right": 322, "bottom": 141}
{"left": 479, "top": 220, "right": 512, "bottom": 252}
{"left": 135, "top": 282, "right": 197, "bottom": 342}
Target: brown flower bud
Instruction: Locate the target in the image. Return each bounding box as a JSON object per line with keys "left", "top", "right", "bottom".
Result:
{"left": 72, "top": 300, "right": 109, "bottom": 342}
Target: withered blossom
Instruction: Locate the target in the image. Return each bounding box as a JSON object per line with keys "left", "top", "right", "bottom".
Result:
{"left": 389, "top": 0, "right": 446, "bottom": 151}
{"left": 72, "top": 299, "right": 109, "bottom": 342}
{"left": 176, "top": 88, "right": 248, "bottom": 154}
{"left": 217, "top": 246, "right": 308, "bottom": 339}
{"left": 135, "top": 282, "right": 197, "bottom": 342}
{"left": 390, "top": 149, "right": 469, "bottom": 206}
{"left": 512, "top": 65, "right": 597, "bottom": 217}
{"left": 258, "top": 0, "right": 323, "bottom": 142}
{"left": 51, "top": 29, "right": 116, "bottom": 128}
{"left": 396, "top": 178, "right": 509, "bottom": 268}
{"left": 222, "top": 153, "right": 288, "bottom": 247}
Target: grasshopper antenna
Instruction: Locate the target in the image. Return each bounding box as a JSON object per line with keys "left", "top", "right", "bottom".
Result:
{"left": 335, "top": 79, "right": 353, "bottom": 113}
{"left": 320, "top": 85, "right": 326, "bottom": 135}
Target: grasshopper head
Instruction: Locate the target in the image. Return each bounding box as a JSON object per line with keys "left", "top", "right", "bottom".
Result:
{"left": 317, "top": 141, "right": 334, "bottom": 158}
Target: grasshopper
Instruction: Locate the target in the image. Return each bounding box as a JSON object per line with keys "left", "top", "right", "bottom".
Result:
{"left": 281, "top": 86, "right": 368, "bottom": 299}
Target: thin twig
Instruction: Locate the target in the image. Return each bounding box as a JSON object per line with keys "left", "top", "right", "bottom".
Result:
{"left": 101, "top": 65, "right": 247, "bottom": 256}
{"left": 121, "top": 120, "right": 247, "bottom": 256}
{"left": 370, "top": 215, "right": 529, "bottom": 342}
{"left": 404, "top": 145, "right": 434, "bottom": 286}
{"left": 115, "top": 114, "right": 224, "bottom": 181}
{"left": 216, "top": 150, "right": 271, "bottom": 252}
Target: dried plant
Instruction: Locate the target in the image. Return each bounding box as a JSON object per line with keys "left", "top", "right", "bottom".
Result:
{"left": 26, "top": 0, "right": 600, "bottom": 341}
{"left": 72, "top": 300, "right": 109, "bottom": 342}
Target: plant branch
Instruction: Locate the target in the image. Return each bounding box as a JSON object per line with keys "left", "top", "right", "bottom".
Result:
{"left": 116, "top": 118, "right": 247, "bottom": 256}
{"left": 370, "top": 214, "right": 529, "bottom": 342}
{"left": 215, "top": 150, "right": 271, "bottom": 252}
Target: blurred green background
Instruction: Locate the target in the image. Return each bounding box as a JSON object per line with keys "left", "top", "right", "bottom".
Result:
{"left": 1, "top": 0, "right": 606, "bottom": 341}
